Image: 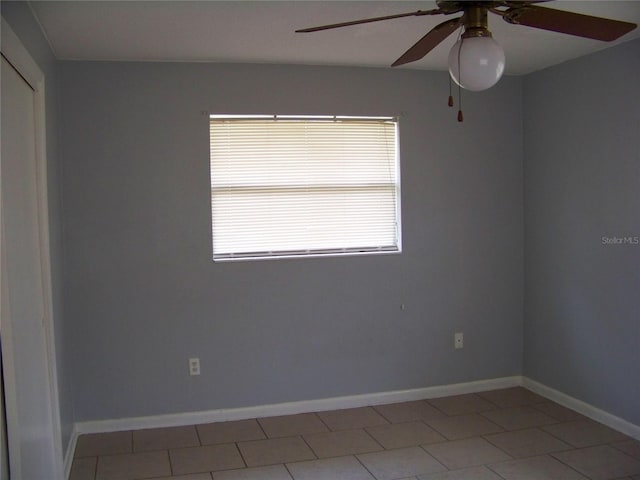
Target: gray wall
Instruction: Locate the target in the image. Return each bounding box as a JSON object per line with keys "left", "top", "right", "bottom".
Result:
{"left": 59, "top": 62, "right": 524, "bottom": 421}
{"left": 1, "top": 1, "right": 75, "bottom": 455}
{"left": 523, "top": 38, "right": 640, "bottom": 426}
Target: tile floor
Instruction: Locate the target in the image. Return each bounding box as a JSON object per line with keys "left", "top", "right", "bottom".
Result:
{"left": 69, "top": 387, "right": 640, "bottom": 480}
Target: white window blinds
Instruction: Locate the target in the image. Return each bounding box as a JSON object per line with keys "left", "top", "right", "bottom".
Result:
{"left": 209, "top": 115, "right": 400, "bottom": 260}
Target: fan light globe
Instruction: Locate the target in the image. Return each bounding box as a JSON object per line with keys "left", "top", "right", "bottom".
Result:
{"left": 448, "top": 36, "right": 505, "bottom": 91}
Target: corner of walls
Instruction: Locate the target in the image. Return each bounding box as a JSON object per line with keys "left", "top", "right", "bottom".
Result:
{"left": 62, "top": 424, "right": 79, "bottom": 480}
{"left": 521, "top": 70, "right": 532, "bottom": 380}
{"left": 516, "top": 74, "right": 527, "bottom": 379}
{"left": 54, "top": 59, "right": 77, "bottom": 462}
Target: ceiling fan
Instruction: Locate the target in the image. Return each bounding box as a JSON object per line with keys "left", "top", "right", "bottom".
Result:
{"left": 296, "top": 1, "right": 637, "bottom": 92}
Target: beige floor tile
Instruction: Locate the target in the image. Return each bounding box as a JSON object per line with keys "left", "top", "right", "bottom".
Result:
{"left": 317, "top": 407, "right": 389, "bottom": 431}
{"left": 96, "top": 451, "right": 171, "bottom": 480}
{"left": 133, "top": 425, "right": 200, "bottom": 452}
{"left": 148, "top": 475, "right": 213, "bottom": 480}
{"left": 70, "top": 457, "right": 97, "bottom": 480}
{"left": 477, "top": 388, "right": 546, "bottom": 408}
{"left": 366, "top": 421, "right": 445, "bottom": 449}
{"left": 357, "top": 446, "right": 446, "bottom": 480}
{"left": 484, "top": 427, "right": 572, "bottom": 458}
{"left": 238, "top": 436, "right": 316, "bottom": 467}
{"left": 426, "top": 414, "right": 503, "bottom": 440}
{"left": 75, "top": 431, "right": 132, "bottom": 457}
{"left": 542, "top": 419, "right": 629, "bottom": 448}
{"left": 613, "top": 439, "right": 640, "bottom": 460}
{"left": 303, "top": 429, "right": 382, "bottom": 458}
{"left": 287, "top": 455, "right": 375, "bottom": 480}
{"left": 73, "top": 389, "right": 634, "bottom": 480}
{"left": 532, "top": 402, "right": 585, "bottom": 422}
{"left": 480, "top": 406, "right": 557, "bottom": 431}
{"left": 374, "top": 401, "right": 445, "bottom": 423}
{"left": 197, "top": 419, "right": 266, "bottom": 445}
{"left": 424, "top": 437, "right": 511, "bottom": 470}
{"left": 487, "top": 454, "right": 588, "bottom": 479}
{"left": 170, "top": 444, "right": 245, "bottom": 475}
{"left": 212, "top": 465, "right": 292, "bottom": 480}
{"left": 427, "top": 394, "right": 496, "bottom": 416}
{"left": 418, "top": 465, "right": 504, "bottom": 480}
{"left": 552, "top": 445, "right": 640, "bottom": 480}
{"left": 258, "top": 413, "right": 328, "bottom": 438}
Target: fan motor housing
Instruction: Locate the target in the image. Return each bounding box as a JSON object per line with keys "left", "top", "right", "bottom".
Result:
{"left": 437, "top": 1, "right": 497, "bottom": 38}
{"left": 436, "top": 1, "right": 503, "bottom": 15}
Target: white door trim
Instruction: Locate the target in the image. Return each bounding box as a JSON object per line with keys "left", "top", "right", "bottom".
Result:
{"left": 1, "top": 16, "right": 64, "bottom": 478}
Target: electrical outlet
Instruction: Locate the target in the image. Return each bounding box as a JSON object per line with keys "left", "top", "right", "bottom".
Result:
{"left": 454, "top": 332, "right": 464, "bottom": 350}
{"left": 189, "top": 357, "right": 200, "bottom": 376}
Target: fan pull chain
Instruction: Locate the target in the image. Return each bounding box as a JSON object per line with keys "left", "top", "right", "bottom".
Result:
{"left": 457, "top": 36, "right": 464, "bottom": 122}
{"left": 447, "top": 72, "right": 463, "bottom": 122}
{"left": 457, "top": 82, "right": 463, "bottom": 122}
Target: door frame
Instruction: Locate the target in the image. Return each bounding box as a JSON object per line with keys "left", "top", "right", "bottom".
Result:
{"left": 1, "top": 16, "right": 63, "bottom": 478}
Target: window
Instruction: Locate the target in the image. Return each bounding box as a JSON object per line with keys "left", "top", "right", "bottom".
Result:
{"left": 209, "top": 115, "right": 401, "bottom": 261}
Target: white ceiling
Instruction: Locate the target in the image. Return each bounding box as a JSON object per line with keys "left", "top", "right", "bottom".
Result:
{"left": 30, "top": 1, "right": 640, "bottom": 75}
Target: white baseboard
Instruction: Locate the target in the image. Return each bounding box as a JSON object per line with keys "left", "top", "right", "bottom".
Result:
{"left": 523, "top": 377, "right": 640, "bottom": 441}
{"left": 74, "top": 376, "right": 522, "bottom": 435}
{"left": 63, "top": 423, "right": 79, "bottom": 480}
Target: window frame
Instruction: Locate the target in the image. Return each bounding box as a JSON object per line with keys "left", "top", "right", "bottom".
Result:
{"left": 209, "top": 114, "right": 402, "bottom": 262}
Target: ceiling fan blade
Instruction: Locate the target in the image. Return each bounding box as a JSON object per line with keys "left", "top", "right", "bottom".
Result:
{"left": 392, "top": 17, "right": 462, "bottom": 67}
{"left": 503, "top": 5, "right": 637, "bottom": 41}
{"left": 296, "top": 8, "right": 441, "bottom": 33}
